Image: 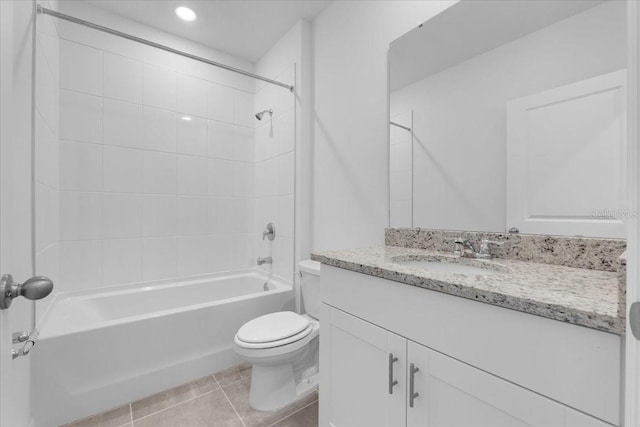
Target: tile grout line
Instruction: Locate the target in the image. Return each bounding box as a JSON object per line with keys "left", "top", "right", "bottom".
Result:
{"left": 265, "top": 398, "right": 319, "bottom": 427}
{"left": 213, "top": 374, "right": 248, "bottom": 427}
{"left": 131, "top": 389, "right": 217, "bottom": 423}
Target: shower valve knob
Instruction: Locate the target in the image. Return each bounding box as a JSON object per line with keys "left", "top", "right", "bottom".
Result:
{"left": 0, "top": 274, "right": 54, "bottom": 309}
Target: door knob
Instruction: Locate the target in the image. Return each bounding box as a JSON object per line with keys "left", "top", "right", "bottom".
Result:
{"left": 0, "top": 274, "right": 54, "bottom": 309}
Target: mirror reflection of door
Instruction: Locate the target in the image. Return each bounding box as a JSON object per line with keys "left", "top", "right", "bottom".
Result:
{"left": 388, "top": 0, "right": 627, "bottom": 238}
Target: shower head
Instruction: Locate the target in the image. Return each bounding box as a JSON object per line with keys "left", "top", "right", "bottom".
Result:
{"left": 255, "top": 109, "right": 273, "bottom": 121}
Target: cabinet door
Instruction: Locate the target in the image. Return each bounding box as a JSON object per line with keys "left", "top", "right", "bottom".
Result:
{"left": 319, "top": 304, "right": 406, "bottom": 427}
{"left": 406, "top": 341, "right": 566, "bottom": 427}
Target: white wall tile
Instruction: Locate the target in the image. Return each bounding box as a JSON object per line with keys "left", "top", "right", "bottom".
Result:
{"left": 234, "top": 162, "right": 254, "bottom": 197}
{"left": 102, "top": 238, "right": 142, "bottom": 285}
{"left": 278, "top": 195, "right": 294, "bottom": 237}
{"left": 207, "top": 83, "right": 234, "bottom": 123}
{"left": 103, "top": 146, "right": 142, "bottom": 193}
{"left": 233, "top": 90, "right": 254, "bottom": 127}
{"left": 278, "top": 152, "right": 294, "bottom": 195}
{"left": 59, "top": 140, "right": 102, "bottom": 191}
{"left": 177, "top": 155, "right": 208, "bottom": 195}
{"left": 255, "top": 197, "right": 278, "bottom": 234}
{"left": 177, "top": 236, "right": 211, "bottom": 276}
{"left": 143, "top": 195, "right": 177, "bottom": 237}
{"left": 177, "top": 74, "right": 207, "bottom": 117}
{"left": 210, "top": 233, "right": 234, "bottom": 271}
{"left": 207, "top": 120, "right": 235, "bottom": 160}
{"left": 208, "top": 197, "right": 234, "bottom": 234}
{"left": 35, "top": 183, "right": 59, "bottom": 252}
{"left": 142, "top": 151, "right": 177, "bottom": 194}
{"left": 59, "top": 191, "right": 101, "bottom": 241}
{"left": 233, "top": 233, "right": 254, "bottom": 269}
{"left": 60, "top": 40, "right": 103, "bottom": 96}
{"left": 60, "top": 90, "right": 102, "bottom": 143}
{"left": 35, "top": 47, "right": 58, "bottom": 134}
{"left": 142, "top": 237, "right": 177, "bottom": 281}
{"left": 278, "top": 109, "right": 295, "bottom": 155}
{"left": 35, "top": 115, "right": 59, "bottom": 188}
{"left": 234, "top": 126, "right": 254, "bottom": 162}
{"left": 177, "top": 115, "right": 207, "bottom": 156}
{"left": 177, "top": 196, "right": 209, "bottom": 236}
{"left": 143, "top": 64, "right": 176, "bottom": 111}
{"left": 142, "top": 107, "right": 177, "bottom": 153}
{"left": 103, "top": 52, "right": 142, "bottom": 104}
{"left": 208, "top": 159, "right": 234, "bottom": 196}
{"left": 103, "top": 193, "right": 142, "bottom": 239}
{"left": 233, "top": 198, "right": 254, "bottom": 233}
{"left": 103, "top": 99, "right": 142, "bottom": 149}
{"left": 59, "top": 240, "right": 102, "bottom": 292}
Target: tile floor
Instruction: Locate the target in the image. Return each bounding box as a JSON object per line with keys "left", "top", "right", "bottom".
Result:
{"left": 63, "top": 363, "right": 318, "bottom": 427}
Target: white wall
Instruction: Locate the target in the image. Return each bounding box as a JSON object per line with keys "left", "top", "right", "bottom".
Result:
{"left": 49, "top": 2, "right": 258, "bottom": 296}
{"left": 391, "top": 1, "right": 626, "bottom": 232}
{"left": 311, "top": 1, "right": 456, "bottom": 251}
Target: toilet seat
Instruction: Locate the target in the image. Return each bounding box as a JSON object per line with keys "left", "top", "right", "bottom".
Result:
{"left": 237, "top": 311, "right": 310, "bottom": 345}
{"left": 235, "top": 314, "right": 320, "bottom": 359}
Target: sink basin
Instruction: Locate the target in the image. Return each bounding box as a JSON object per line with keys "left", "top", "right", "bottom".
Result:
{"left": 389, "top": 255, "right": 506, "bottom": 276}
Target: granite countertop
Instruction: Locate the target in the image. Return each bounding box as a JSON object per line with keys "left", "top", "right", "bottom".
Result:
{"left": 311, "top": 246, "right": 624, "bottom": 335}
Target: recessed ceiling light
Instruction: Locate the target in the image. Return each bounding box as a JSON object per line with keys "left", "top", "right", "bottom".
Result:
{"left": 181, "top": 116, "right": 192, "bottom": 121}
{"left": 175, "top": 6, "right": 196, "bottom": 22}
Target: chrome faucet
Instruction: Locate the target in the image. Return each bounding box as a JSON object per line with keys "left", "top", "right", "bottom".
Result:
{"left": 262, "top": 223, "right": 276, "bottom": 241}
{"left": 454, "top": 238, "right": 504, "bottom": 259}
{"left": 454, "top": 239, "right": 477, "bottom": 258}
{"left": 257, "top": 257, "right": 272, "bottom": 265}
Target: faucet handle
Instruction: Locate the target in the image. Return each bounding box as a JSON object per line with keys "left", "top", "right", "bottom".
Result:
{"left": 262, "top": 223, "right": 276, "bottom": 241}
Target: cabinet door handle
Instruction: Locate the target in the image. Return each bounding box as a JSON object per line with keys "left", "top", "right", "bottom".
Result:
{"left": 388, "top": 353, "right": 399, "bottom": 394}
{"left": 409, "top": 363, "right": 419, "bottom": 408}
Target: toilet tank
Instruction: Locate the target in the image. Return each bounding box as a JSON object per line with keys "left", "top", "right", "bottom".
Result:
{"left": 299, "top": 260, "right": 321, "bottom": 319}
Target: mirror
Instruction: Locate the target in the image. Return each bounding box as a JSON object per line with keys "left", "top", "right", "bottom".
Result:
{"left": 388, "top": 0, "right": 627, "bottom": 238}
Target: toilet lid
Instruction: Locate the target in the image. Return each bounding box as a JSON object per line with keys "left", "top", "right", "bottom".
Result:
{"left": 236, "top": 311, "right": 310, "bottom": 344}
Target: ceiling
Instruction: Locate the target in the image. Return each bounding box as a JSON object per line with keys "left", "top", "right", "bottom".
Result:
{"left": 389, "top": 0, "right": 606, "bottom": 91}
{"left": 83, "top": 0, "right": 331, "bottom": 62}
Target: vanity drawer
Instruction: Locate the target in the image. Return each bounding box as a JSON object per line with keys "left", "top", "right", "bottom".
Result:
{"left": 321, "top": 265, "right": 621, "bottom": 425}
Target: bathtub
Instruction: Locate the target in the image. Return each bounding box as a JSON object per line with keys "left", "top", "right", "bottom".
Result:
{"left": 32, "top": 271, "right": 293, "bottom": 427}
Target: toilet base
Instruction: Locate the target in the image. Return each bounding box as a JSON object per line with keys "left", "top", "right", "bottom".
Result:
{"left": 249, "top": 363, "right": 318, "bottom": 411}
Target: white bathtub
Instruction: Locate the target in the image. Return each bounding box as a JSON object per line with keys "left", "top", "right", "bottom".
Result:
{"left": 32, "top": 271, "right": 293, "bottom": 427}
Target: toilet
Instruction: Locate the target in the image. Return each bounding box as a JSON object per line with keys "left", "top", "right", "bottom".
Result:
{"left": 234, "top": 260, "right": 321, "bottom": 411}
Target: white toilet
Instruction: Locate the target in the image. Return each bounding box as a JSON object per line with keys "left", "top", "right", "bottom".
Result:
{"left": 234, "top": 260, "right": 321, "bottom": 411}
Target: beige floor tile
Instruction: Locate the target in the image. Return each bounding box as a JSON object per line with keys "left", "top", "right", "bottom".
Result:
{"left": 269, "top": 401, "right": 318, "bottom": 427}
{"left": 131, "top": 375, "right": 219, "bottom": 420}
{"left": 62, "top": 405, "right": 131, "bottom": 427}
{"left": 133, "top": 390, "right": 242, "bottom": 427}
{"left": 213, "top": 362, "right": 252, "bottom": 387}
{"left": 222, "top": 376, "right": 318, "bottom": 427}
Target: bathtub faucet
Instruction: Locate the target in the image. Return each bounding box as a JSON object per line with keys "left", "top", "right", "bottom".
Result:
{"left": 257, "top": 257, "right": 272, "bottom": 265}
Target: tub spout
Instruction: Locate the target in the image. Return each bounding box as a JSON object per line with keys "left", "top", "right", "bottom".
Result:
{"left": 257, "top": 257, "right": 272, "bottom": 265}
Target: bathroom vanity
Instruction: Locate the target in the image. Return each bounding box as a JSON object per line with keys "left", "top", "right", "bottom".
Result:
{"left": 313, "top": 235, "right": 624, "bottom": 427}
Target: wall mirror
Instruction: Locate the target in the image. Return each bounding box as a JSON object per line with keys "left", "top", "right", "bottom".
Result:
{"left": 388, "top": 0, "right": 627, "bottom": 238}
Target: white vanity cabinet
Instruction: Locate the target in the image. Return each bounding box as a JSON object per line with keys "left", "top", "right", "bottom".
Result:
{"left": 319, "top": 265, "right": 620, "bottom": 427}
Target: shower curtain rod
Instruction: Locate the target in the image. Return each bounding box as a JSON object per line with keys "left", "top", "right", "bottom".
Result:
{"left": 36, "top": 5, "right": 295, "bottom": 92}
{"left": 389, "top": 121, "right": 411, "bottom": 132}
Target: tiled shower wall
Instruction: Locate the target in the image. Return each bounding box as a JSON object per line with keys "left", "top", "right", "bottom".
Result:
{"left": 57, "top": 37, "right": 256, "bottom": 291}
{"left": 254, "top": 68, "right": 296, "bottom": 281}
{"left": 35, "top": 0, "right": 61, "bottom": 316}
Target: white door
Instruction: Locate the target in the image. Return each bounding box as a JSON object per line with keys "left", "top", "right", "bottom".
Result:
{"left": 507, "top": 70, "right": 627, "bottom": 238}
{"left": 319, "top": 305, "right": 406, "bottom": 427}
{"left": 406, "top": 341, "right": 568, "bottom": 427}
{"left": 626, "top": 1, "right": 640, "bottom": 426}
{"left": 0, "top": 1, "right": 38, "bottom": 425}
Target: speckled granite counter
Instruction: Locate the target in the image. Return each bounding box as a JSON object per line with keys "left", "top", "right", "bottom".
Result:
{"left": 311, "top": 246, "right": 624, "bottom": 335}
